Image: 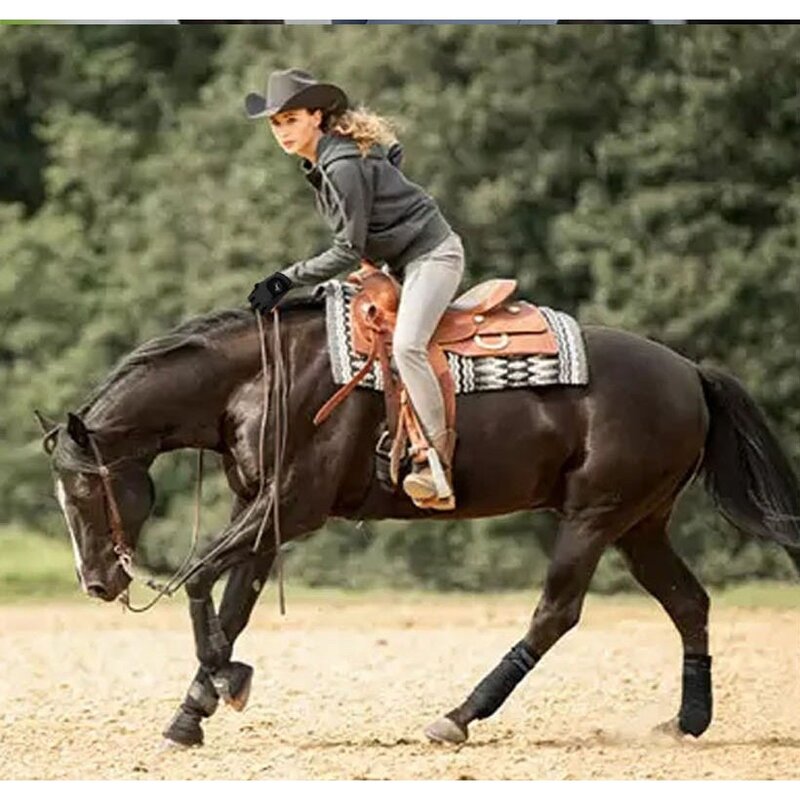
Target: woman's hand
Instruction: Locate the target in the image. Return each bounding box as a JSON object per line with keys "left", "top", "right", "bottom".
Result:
{"left": 248, "top": 272, "right": 294, "bottom": 314}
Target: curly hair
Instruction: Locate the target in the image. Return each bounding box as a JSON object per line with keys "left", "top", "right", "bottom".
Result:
{"left": 323, "top": 106, "right": 400, "bottom": 155}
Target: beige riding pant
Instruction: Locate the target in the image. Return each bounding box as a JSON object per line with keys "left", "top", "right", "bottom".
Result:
{"left": 392, "top": 231, "right": 465, "bottom": 442}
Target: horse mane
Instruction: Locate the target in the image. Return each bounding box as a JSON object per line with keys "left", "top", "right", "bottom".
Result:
{"left": 77, "top": 292, "right": 325, "bottom": 418}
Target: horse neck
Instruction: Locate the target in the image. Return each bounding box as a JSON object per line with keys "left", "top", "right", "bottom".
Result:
{"left": 84, "top": 339, "right": 244, "bottom": 463}
{"left": 83, "top": 310, "right": 322, "bottom": 464}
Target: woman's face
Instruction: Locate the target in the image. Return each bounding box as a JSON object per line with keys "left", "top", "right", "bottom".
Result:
{"left": 268, "top": 108, "right": 323, "bottom": 160}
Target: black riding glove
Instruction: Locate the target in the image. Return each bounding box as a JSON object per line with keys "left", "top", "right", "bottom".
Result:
{"left": 248, "top": 272, "right": 293, "bottom": 314}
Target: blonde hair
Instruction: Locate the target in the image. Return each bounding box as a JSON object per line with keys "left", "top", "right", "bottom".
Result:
{"left": 325, "top": 106, "right": 401, "bottom": 155}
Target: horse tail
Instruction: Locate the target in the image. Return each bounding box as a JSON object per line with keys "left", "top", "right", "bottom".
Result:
{"left": 697, "top": 365, "right": 800, "bottom": 575}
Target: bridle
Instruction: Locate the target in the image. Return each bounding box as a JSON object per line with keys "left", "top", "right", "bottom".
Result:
{"left": 86, "top": 435, "right": 139, "bottom": 575}
{"left": 84, "top": 437, "right": 207, "bottom": 612}
{"left": 80, "top": 308, "right": 288, "bottom": 614}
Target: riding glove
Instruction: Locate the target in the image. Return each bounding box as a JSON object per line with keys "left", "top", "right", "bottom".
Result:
{"left": 248, "top": 272, "right": 293, "bottom": 314}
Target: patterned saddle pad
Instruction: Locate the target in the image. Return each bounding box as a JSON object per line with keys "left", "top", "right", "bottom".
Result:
{"left": 320, "top": 280, "right": 589, "bottom": 394}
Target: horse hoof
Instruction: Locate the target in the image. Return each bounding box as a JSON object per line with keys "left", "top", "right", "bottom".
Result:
{"left": 425, "top": 716, "right": 468, "bottom": 744}
{"left": 229, "top": 668, "right": 253, "bottom": 712}
{"left": 162, "top": 708, "right": 204, "bottom": 748}
{"left": 212, "top": 661, "right": 254, "bottom": 712}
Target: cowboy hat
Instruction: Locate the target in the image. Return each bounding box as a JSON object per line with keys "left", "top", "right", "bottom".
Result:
{"left": 245, "top": 67, "right": 349, "bottom": 120}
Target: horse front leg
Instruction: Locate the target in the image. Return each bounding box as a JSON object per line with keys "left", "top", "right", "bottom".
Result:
{"left": 162, "top": 548, "right": 275, "bottom": 747}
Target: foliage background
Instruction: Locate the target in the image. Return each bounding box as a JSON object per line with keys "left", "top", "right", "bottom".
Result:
{"left": 2, "top": 24, "right": 798, "bottom": 593}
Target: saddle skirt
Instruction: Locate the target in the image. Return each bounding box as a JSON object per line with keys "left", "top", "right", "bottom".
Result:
{"left": 321, "top": 275, "right": 589, "bottom": 396}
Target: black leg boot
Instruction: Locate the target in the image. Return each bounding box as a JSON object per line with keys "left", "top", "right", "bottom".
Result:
{"left": 678, "top": 654, "right": 712, "bottom": 737}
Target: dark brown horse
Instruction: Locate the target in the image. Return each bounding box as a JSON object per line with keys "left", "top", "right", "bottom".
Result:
{"left": 36, "top": 293, "right": 800, "bottom": 747}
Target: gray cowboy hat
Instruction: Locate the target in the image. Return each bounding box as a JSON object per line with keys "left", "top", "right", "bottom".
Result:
{"left": 245, "top": 68, "right": 349, "bottom": 120}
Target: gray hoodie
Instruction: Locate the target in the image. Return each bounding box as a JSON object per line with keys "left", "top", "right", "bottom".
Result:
{"left": 281, "top": 133, "right": 452, "bottom": 285}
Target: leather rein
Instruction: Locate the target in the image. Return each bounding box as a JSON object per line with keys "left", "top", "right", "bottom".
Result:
{"left": 85, "top": 309, "right": 287, "bottom": 614}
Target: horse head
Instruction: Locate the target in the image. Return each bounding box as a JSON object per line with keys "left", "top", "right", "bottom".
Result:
{"left": 35, "top": 408, "right": 155, "bottom": 601}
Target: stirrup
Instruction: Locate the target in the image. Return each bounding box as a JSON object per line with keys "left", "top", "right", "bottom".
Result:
{"left": 413, "top": 493, "right": 455, "bottom": 511}
{"left": 426, "top": 448, "right": 451, "bottom": 499}
{"left": 402, "top": 458, "right": 455, "bottom": 511}
{"left": 403, "top": 464, "right": 439, "bottom": 501}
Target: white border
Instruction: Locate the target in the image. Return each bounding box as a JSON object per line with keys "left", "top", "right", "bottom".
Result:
{"left": 4, "top": 1, "right": 799, "bottom": 22}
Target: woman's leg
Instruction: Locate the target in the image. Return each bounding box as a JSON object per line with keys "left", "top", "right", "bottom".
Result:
{"left": 392, "top": 232, "right": 465, "bottom": 501}
{"left": 393, "top": 232, "right": 465, "bottom": 440}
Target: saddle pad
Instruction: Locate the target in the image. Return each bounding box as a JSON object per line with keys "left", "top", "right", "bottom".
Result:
{"left": 322, "top": 280, "right": 589, "bottom": 394}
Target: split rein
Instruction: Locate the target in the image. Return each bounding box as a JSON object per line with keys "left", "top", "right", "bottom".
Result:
{"left": 87, "top": 309, "right": 288, "bottom": 614}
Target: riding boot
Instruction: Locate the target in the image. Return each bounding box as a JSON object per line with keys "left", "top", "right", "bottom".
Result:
{"left": 402, "top": 428, "right": 457, "bottom": 510}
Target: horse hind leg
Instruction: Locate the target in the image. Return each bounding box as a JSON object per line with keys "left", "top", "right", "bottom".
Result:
{"left": 615, "top": 508, "right": 712, "bottom": 738}
{"left": 425, "top": 516, "right": 610, "bottom": 744}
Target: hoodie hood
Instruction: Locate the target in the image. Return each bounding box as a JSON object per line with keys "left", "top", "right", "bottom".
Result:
{"left": 301, "top": 133, "right": 398, "bottom": 188}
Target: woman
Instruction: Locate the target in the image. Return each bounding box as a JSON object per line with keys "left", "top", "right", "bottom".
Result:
{"left": 246, "top": 68, "right": 465, "bottom": 510}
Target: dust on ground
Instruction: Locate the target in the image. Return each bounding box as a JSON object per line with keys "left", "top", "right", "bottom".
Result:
{"left": 1, "top": 591, "right": 798, "bottom": 780}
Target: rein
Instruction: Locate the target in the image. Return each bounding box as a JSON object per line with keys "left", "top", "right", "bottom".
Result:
{"left": 253, "top": 307, "right": 287, "bottom": 614}
{"left": 86, "top": 309, "right": 287, "bottom": 615}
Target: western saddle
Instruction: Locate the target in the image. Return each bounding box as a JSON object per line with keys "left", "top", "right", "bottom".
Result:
{"left": 313, "top": 263, "right": 559, "bottom": 507}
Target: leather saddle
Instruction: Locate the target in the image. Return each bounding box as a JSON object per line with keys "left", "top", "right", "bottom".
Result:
{"left": 313, "top": 262, "right": 559, "bottom": 489}
{"left": 348, "top": 271, "right": 558, "bottom": 359}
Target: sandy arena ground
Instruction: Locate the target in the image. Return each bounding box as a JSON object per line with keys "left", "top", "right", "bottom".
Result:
{"left": 1, "top": 591, "right": 798, "bottom": 780}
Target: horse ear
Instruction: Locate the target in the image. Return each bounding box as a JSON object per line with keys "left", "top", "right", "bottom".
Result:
{"left": 34, "top": 408, "right": 57, "bottom": 435}
{"left": 66, "top": 412, "right": 91, "bottom": 449}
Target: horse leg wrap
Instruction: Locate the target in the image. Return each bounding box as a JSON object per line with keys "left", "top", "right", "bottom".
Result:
{"left": 190, "top": 598, "right": 231, "bottom": 669}
{"left": 208, "top": 614, "right": 231, "bottom": 660}
{"left": 459, "top": 640, "right": 539, "bottom": 720}
{"left": 188, "top": 671, "right": 221, "bottom": 717}
{"left": 163, "top": 670, "right": 218, "bottom": 747}
{"left": 678, "top": 653, "right": 713, "bottom": 737}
